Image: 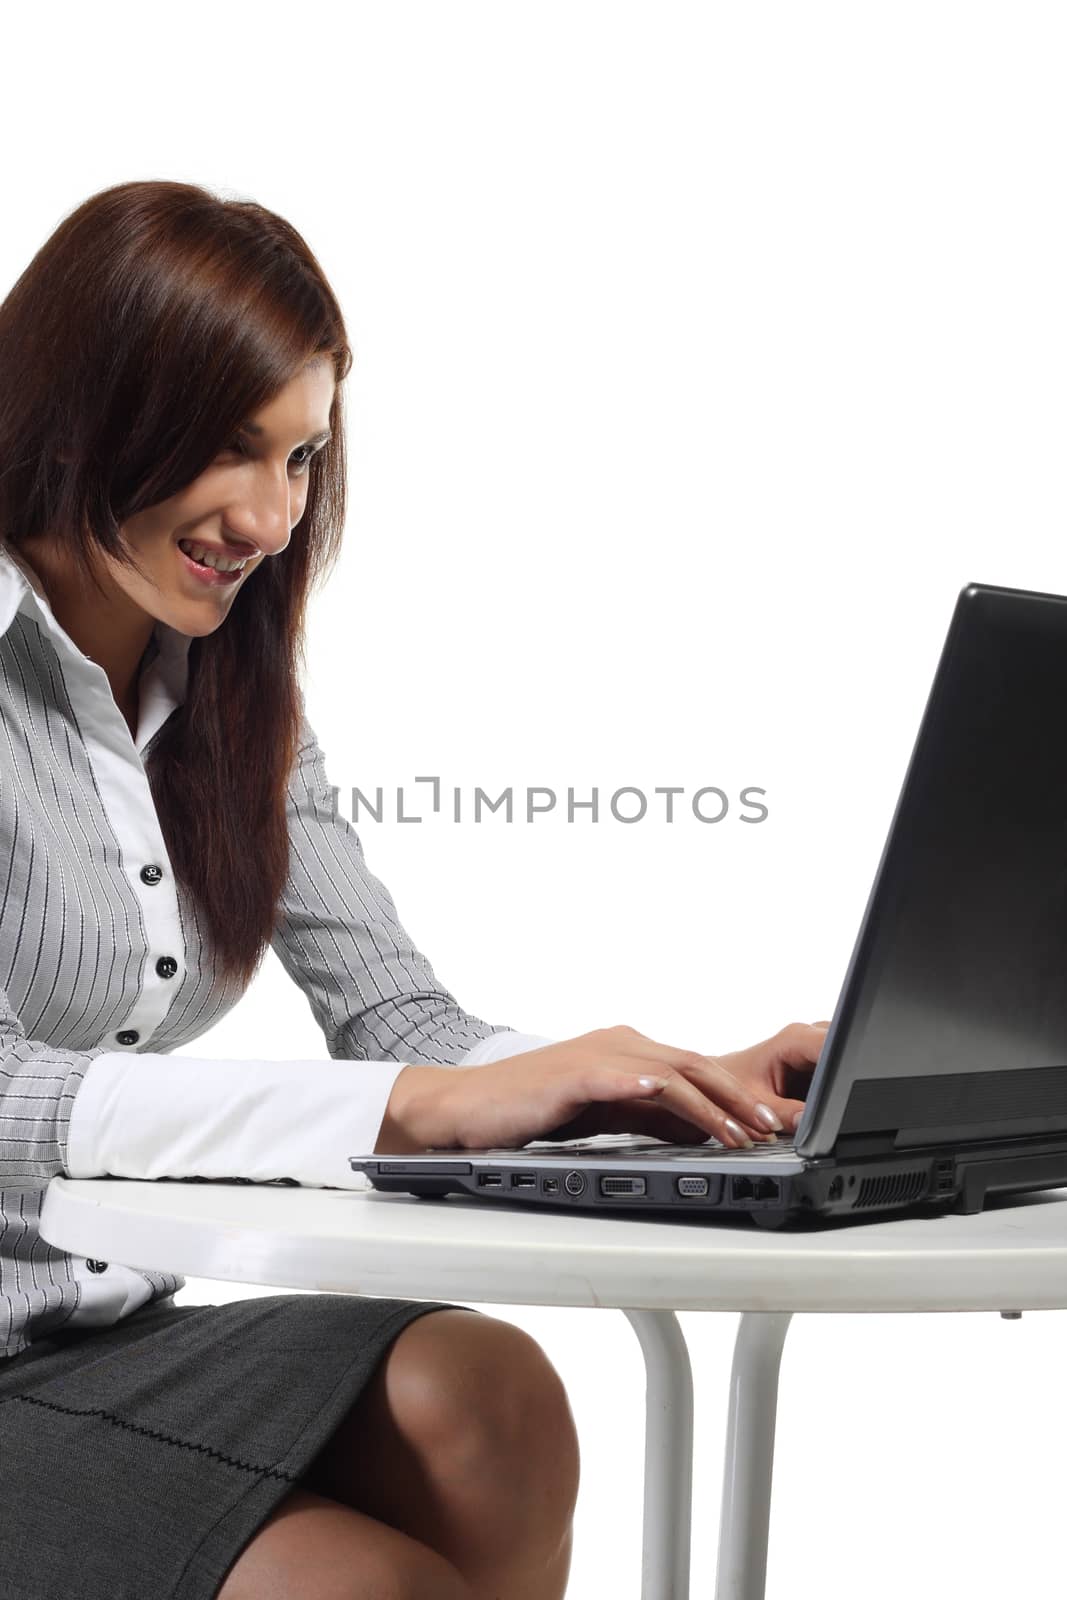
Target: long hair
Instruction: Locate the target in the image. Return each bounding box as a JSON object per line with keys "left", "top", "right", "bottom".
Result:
{"left": 0, "top": 180, "right": 352, "bottom": 988}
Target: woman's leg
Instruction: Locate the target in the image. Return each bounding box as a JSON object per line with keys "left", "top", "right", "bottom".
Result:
{"left": 301, "top": 1308, "right": 581, "bottom": 1600}
{"left": 217, "top": 1485, "right": 475, "bottom": 1600}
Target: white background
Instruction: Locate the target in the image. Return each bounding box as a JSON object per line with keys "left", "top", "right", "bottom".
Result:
{"left": 4, "top": 4, "right": 1067, "bottom": 1594}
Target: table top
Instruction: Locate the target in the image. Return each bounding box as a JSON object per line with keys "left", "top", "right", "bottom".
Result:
{"left": 39, "top": 1178, "right": 1067, "bottom": 1314}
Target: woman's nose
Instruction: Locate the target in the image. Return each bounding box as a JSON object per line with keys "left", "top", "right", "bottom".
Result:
{"left": 226, "top": 479, "right": 296, "bottom": 558}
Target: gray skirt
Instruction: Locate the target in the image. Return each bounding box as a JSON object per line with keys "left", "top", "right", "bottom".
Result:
{"left": 0, "top": 1290, "right": 468, "bottom": 1599}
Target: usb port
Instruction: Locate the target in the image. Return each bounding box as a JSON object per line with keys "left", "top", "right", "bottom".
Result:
{"left": 478, "top": 1173, "right": 503, "bottom": 1187}
{"left": 512, "top": 1174, "right": 537, "bottom": 1188}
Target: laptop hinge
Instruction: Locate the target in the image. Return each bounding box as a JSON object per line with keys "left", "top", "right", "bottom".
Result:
{"left": 833, "top": 1131, "right": 898, "bottom": 1158}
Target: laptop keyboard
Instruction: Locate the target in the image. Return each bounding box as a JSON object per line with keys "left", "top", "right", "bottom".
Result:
{"left": 632, "top": 1135, "right": 797, "bottom": 1158}
{"left": 709, "top": 1133, "right": 796, "bottom": 1156}
{"left": 521, "top": 1132, "right": 797, "bottom": 1159}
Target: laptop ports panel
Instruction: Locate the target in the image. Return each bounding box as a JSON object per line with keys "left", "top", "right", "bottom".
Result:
{"left": 518, "top": 1169, "right": 728, "bottom": 1209}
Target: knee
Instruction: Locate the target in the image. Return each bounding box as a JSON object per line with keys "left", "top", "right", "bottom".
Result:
{"left": 391, "top": 1310, "right": 580, "bottom": 1501}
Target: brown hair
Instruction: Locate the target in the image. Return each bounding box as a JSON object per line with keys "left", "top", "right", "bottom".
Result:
{"left": 0, "top": 180, "right": 352, "bottom": 988}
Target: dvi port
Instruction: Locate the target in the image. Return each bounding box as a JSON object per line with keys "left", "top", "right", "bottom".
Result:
{"left": 599, "top": 1176, "right": 647, "bottom": 1196}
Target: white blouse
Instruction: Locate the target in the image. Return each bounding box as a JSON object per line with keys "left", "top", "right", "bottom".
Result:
{"left": 0, "top": 544, "right": 550, "bottom": 1355}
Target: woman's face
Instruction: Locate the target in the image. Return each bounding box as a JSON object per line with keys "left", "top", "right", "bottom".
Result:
{"left": 95, "top": 356, "right": 336, "bottom": 638}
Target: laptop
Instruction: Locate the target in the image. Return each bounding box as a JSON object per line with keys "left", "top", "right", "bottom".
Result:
{"left": 350, "top": 580, "right": 1067, "bottom": 1228}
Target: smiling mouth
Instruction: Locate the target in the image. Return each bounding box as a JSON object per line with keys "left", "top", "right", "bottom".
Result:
{"left": 177, "top": 539, "right": 251, "bottom": 574}
{"left": 176, "top": 541, "right": 247, "bottom": 586}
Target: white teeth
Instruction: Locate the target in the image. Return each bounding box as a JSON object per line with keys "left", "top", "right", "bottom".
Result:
{"left": 178, "top": 540, "right": 247, "bottom": 573}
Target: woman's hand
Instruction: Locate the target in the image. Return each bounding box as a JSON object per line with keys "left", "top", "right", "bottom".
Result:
{"left": 375, "top": 1021, "right": 831, "bottom": 1154}
{"left": 707, "top": 1019, "right": 831, "bottom": 1134}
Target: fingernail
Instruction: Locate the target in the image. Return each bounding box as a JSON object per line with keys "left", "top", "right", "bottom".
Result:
{"left": 754, "top": 1102, "right": 783, "bottom": 1131}
{"left": 724, "top": 1118, "right": 755, "bottom": 1147}
{"left": 637, "top": 1076, "right": 670, "bottom": 1090}
{"left": 793, "top": 1108, "right": 805, "bottom": 1129}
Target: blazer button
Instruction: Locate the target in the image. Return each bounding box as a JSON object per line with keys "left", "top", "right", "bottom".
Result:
{"left": 116, "top": 1029, "right": 139, "bottom": 1046}
{"left": 140, "top": 865, "right": 163, "bottom": 886}
{"left": 155, "top": 956, "right": 178, "bottom": 979}
{"left": 86, "top": 1259, "right": 108, "bottom": 1273}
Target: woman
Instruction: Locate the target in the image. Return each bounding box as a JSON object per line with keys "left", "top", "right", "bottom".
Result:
{"left": 0, "top": 180, "right": 827, "bottom": 1599}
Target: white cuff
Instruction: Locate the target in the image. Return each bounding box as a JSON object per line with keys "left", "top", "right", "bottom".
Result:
{"left": 66, "top": 1051, "right": 411, "bottom": 1189}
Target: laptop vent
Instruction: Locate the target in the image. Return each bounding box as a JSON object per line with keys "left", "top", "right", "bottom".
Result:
{"left": 854, "top": 1169, "right": 927, "bottom": 1209}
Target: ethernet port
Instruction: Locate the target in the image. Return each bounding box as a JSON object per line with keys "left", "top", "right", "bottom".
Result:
{"left": 732, "top": 1176, "right": 780, "bottom": 1203}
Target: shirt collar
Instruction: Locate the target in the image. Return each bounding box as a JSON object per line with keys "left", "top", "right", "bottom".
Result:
{"left": 0, "top": 542, "right": 192, "bottom": 734}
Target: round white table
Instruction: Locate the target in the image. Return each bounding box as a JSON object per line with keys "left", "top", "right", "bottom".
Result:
{"left": 39, "top": 1177, "right": 1067, "bottom": 1600}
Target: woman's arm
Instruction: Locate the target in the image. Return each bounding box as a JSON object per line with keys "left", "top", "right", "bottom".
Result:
{"left": 65, "top": 1046, "right": 411, "bottom": 1187}
{"left": 269, "top": 713, "right": 546, "bottom": 1064}
{"left": 0, "top": 974, "right": 406, "bottom": 1191}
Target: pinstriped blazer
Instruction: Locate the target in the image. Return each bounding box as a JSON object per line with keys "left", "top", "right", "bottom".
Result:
{"left": 0, "top": 544, "right": 511, "bottom": 1359}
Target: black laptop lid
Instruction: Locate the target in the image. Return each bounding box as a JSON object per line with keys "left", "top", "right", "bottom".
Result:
{"left": 797, "top": 582, "right": 1067, "bottom": 1161}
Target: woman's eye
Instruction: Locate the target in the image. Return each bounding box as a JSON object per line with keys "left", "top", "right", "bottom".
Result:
{"left": 218, "top": 439, "right": 317, "bottom": 474}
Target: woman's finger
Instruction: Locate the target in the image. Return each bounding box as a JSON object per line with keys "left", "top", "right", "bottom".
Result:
{"left": 586, "top": 1025, "right": 822, "bottom": 1146}
{"left": 666, "top": 1059, "right": 788, "bottom": 1140}
{"left": 559, "top": 1061, "right": 759, "bottom": 1149}
{"left": 633, "top": 1067, "right": 774, "bottom": 1148}
{"left": 615, "top": 1099, "right": 725, "bottom": 1144}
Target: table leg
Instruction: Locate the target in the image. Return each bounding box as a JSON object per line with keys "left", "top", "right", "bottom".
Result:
{"left": 622, "top": 1309, "right": 695, "bottom": 1600}
{"left": 714, "top": 1311, "right": 793, "bottom": 1600}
